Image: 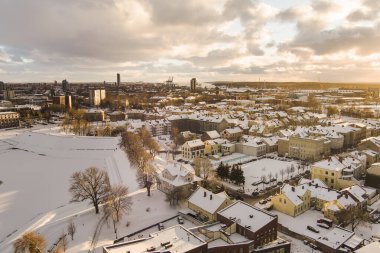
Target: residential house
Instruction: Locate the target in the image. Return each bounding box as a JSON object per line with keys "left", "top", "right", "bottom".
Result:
{"left": 156, "top": 162, "right": 202, "bottom": 195}
{"left": 271, "top": 184, "right": 311, "bottom": 217}
{"left": 187, "top": 186, "right": 233, "bottom": 221}
{"left": 311, "top": 156, "right": 359, "bottom": 190}
{"left": 221, "top": 127, "right": 243, "bottom": 142}
{"left": 181, "top": 139, "right": 205, "bottom": 160}
{"left": 201, "top": 130, "right": 221, "bottom": 141}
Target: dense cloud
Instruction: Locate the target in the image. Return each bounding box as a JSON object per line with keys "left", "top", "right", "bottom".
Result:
{"left": 0, "top": 0, "right": 379, "bottom": 82}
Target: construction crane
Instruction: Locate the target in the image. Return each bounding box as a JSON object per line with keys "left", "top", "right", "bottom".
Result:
{"left": 165, "top": 76, "right": 175, "bottom": 89}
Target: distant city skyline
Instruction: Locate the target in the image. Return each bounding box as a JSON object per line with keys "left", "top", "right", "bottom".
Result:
{"left": 0, "top": 0, "right": 379, "bottom": 83}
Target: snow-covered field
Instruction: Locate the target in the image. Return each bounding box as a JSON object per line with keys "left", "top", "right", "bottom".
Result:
{"left": 0, "top": 129, "right": 146, "bottom": 253}
{"left": 242, "top": 158, "right": 302, "bottom": 194}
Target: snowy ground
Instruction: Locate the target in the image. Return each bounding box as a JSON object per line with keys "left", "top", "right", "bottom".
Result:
{"left": 0, "top": 129, "right": 149, "bottom": 253}
{"left": 278, "top": 232, "right": 321, "bottom": 253}
{"left": 242, "top": 158, "right": 304, "bottom": 194}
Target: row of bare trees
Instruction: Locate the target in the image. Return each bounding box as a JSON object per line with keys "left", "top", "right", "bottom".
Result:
{"left": 119, "top": 128, "right": 160, "bottom": 196}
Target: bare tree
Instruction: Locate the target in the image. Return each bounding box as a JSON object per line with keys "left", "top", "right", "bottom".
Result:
{"left": 69, "top": 167, "right": 110, "bottom": 214}
{"left": 52, "top": 233, "right": 68, "bottom": 253}
{"left": 14, "top": 231, "right": 46, "bottom": 253}
{"left": 290, "top": 164, "right": 295, "bottom": 175}
{"left": 103, "top": 185, "right": 133, "bottom": 239}
{"left": 280, "top": 169, "right": 285, "bottom": 181}
{"left": 338, "top": 205, "right": 369, "bottom": 231}
{"left": 268, "top": 172, "right": 273, "bottom": 182}
{"left": 193, "top": 157, "right": 212, "bottom": 182}
{"left": 67, "top": 220, "right": 76, "bottom": 241}
{"left": 285, "top": 167, "right": 291, "bottom": 179}
{"left": 260, "top": 175, "right": 267, "bottom": 190}
{"left": 275, "top": 172, "right": 278, "bottom": 181}
{"left": 165, "top": 188, "right": 184, "bottom": 206}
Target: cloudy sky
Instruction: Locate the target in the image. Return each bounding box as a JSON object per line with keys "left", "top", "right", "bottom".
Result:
{"left": 0, "top": 0, "right": 379, "bottom": 83}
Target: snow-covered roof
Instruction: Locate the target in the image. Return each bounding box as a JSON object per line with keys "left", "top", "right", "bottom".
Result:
{"left": 104, "top": 225, "right": 206, "bottom": 253}
{"left": 316, "top": 227, "right": 354, "bottom": 250}
{"left": 313, "top": 156, "right": 346, "bottom": 172}
{"left": 184, "top": 139, "right": 204, "bottom": 148}
{"left": 205, "top": 130, "right": 220, "bottom": 139}
{"left": 188, "top": 187, "right": 229, "bottom": 214}
{"left": 218, "top": 201, "right": 276, "bottom": 232}
{"left": 355, "top": 241, "right": 380, "bottom": 253}
{"left": 342, "top": 185, "right": 367, "bottom": 203}
{"left": 224, "top": 127, "right": 242, "bottom": 134}
{"left": 158, "top": 163, "right": 202, "bottom": 187}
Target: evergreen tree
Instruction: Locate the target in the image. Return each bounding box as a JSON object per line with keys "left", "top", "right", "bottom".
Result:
{"left": 216, "top": 162, "right": 230, "bottom": 180}
{"left": 234, "top": 165, "right": 245, "bottom": 185}
{"left": 216, "top": 162, "right": 225, "bottom": 179}
{"left": 230, "top": 165, "right": 239, "bottom": 184}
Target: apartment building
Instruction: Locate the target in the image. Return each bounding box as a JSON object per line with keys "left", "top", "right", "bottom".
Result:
{"left": 216, "top": 201, "right": 289, "bottom": 251}
{"left": 143, "top": 119, "right": 171, "bottom": 136}
{"left": 181, "top": 139, "right": 205, "bottom": 160}
{"left": 103, "top": 225, "right": 207, "bottom": 253}
{"left": 235, "top": 137, "right": 267, "bottom": 157}
{"left": 278, "top": 134, "right": 331, "bottom": 161}
{"left": 311, "top": 156, "right": 357, "bottom": 190}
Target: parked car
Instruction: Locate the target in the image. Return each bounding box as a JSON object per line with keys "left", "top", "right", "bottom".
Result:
{"left": 251, "top": 191, "right": 259, "bottom": 196}
{"left": 177, "top": 216, "right": 184, "bottom": 224}
{"left": 317, "top": 218, "right": 333, "bottom": 227}
{"left": 317, "top": 223, "right": 330, "bottom": 229}
{"left": 309, "top": 243, "right": 318, "bottom": 249}
{"left": 307, "top": 225, "right": 320, "bottom": 233}
{"left": 236, "top": 195, "right": 244, "bottom": 201}
{"left": 259, "top": 200, "right": 267, "bottom": 205}
{"left": 303, "top": 240, "right": 309, "bottom": 245}
{"left": 158, "top": 223, "right": 164, "bottom": 230}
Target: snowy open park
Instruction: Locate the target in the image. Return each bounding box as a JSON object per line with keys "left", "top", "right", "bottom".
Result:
{"left": 0, "top": 128, "right": 178, "bottom": 253}
{"left": 242, "top": 158, "right": 303, "bottom": 194}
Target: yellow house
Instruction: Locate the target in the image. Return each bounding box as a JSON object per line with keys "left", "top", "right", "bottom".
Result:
{"left": 272, "top": 184, "right": 311, "bottom": 217}
{"left": 311, "top": 157, "right": 354, "bottom": 190}
{"left": 187, "top": 186, "right": 233, "bottom": 221}
{"left": 204, "top": 140, "right": 218, "bottom": 155}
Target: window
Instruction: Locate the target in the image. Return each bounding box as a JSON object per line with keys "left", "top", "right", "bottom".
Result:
{"left": 331, "top": 179, "right": 334, "bottom": 183}
{"left": 325, "top": 171, "right": 328, "bottom": 175}
{"left": 332, "top": 172, "right": 335, "bottom": 176}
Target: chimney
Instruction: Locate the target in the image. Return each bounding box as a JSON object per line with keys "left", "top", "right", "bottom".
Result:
{"left": 210, "top": 194, "right": 213, "bottom": 200}
{"left": 204, "top": 191, "right": 207, "bottom": 197}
